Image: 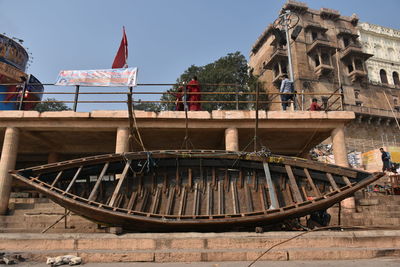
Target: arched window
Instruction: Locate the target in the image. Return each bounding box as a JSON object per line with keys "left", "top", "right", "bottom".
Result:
{"left": 380, "top": 69, "right": 388, "bottom": 84}
{"left": 393, "top": 71, "right": 400, "bottom": 86}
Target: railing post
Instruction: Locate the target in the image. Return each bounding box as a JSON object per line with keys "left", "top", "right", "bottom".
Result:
{"left": 73, "top": 85, "right": 80, "bottom": 112}
{"left": 340, "top": 86, "right": 344, "bottom": 111}
{"left": 235, "top": 85, "right": 239, "bottom": 110}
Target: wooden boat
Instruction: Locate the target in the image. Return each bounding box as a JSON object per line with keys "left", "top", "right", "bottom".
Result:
{"left": 11, "top": 150, "right": 384, "bottom": 232}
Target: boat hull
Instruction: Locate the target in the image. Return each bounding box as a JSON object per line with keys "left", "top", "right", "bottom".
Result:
{"left": 11, "top": 150, "right": 384, "bottom": 232}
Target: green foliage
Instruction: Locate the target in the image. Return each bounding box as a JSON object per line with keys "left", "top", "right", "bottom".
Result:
{"left": 133, "top": 100, "right": 161, "bottom": 112}
{"left": 34, "top": 98, "right": 71, "bottom": 112}
{"left": 161, "top": 52, "right": 266, "bottom": 111}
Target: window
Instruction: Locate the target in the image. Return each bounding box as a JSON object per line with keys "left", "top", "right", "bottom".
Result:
{"left": 314, "top": 55, "right": 320, "bottom": 67}
{"left": 348, "top": 64, "right": 354, "bottom": 73}
{"left": 281, "top": 61, "right": 287, "bottom": 74}
{"left": 393, "top": 71, "right": 400, "bottom": 86}
{"left": 355, "top": 59, "right": 363, "bottom": 71}
{"left": 354, "top": 90, "right": 360, "bottom": 99}
{"left": 393, "top": 96, "right": 398, "bottom": 106}
{"left": 274, "top": 64, "right": 280, "bottom": 77}
{"left": 380, "top": 69, "right": 388, "bottom": 84}
{"left": 312, "top": 31, "right": 318, "bottom": 41}
{"left": 321, "top": 53, "right": 330, "bottom": 65}
{"left": 343, "top": 37, "right": 350, "bottom": 47}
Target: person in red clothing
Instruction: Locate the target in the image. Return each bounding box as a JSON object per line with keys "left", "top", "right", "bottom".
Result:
{"left": 310, "top": 98, "right": 322, "bottom": 111}
{"left": 186, "top": 76, "right": 201, "bottom": 111}
{"left": 173, "top": 86, "right": 184, "bottom": 111}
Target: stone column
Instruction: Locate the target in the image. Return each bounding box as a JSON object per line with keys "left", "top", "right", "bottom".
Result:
{"left": 225, "top": 128, "right": 239, "bottom": 151}
{"left": 331, "top": 125, "right": 349, "bottom": 167}
{"left": 0, "top": 127, "right": 20, "bottom": 215}
{"left": 47, "top": 152, "right": 59, "bottom": 164}
{"left": 116, "top": 127, "right": 130, "bottom": 153}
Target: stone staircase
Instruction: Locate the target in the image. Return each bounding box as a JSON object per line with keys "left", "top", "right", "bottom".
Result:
{"left": 0, "top": 230, "right": 399, "bottom": 262}
{"left": 0, "top": 197, "right": 104, "bottom": 233}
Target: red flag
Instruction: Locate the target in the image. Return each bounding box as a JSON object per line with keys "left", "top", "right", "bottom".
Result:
{"left": 112, "top": 26, "right": 128, "bottom": 69}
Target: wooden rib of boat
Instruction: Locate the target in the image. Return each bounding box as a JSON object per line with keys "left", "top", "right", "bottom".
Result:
{"left": 11, "top": 150, "right": 384, "bottom": 232}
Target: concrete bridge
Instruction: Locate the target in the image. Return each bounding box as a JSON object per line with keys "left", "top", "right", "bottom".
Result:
{"left": 0, "top": 110, "right": 354, "bottom": 214}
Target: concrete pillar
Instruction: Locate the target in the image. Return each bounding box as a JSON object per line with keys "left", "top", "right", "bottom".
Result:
{"left": 116, "top": 127, "right": 130, "bottom": 153}
{"left": 47, "top": 152, "right": 59, "bottom": 164}
{"left": 331, "top": 126, "right": 349, "bottom": 167}
{"left": 0, "top": 127, "right": 20, "bottom": 215}
{"left": 225, "top": 128, "right": 239, "bottom": 151}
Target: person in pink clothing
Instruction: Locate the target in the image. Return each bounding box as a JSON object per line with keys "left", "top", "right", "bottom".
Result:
{"left": 186, "top": 76, "right": 201, "bottom": 111}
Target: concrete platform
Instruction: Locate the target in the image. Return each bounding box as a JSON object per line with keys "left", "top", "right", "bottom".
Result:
{"left": 0, "top": 230, "right": 399, "bottom": 263}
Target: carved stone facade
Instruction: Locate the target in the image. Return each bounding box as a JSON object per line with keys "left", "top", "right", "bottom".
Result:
{"left": 358, "top": 22, "right": 400, "bottom": 87}
{"left": 249, "top": 0, "right": 400, "bottom": 159}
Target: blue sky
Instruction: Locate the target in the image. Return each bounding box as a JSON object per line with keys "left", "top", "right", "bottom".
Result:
{"left": 1, "top": 0, "right": 399, "bottom": 110}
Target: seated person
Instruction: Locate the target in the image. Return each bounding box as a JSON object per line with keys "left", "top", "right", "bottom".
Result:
{"left": 310, "top": 98, "right": 322, "bottom": 111}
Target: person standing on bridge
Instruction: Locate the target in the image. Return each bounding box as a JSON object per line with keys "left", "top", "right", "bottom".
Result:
{"left": 187, "top": 76, "right": 201, "bottom": 111}
{"left": 279, "top": 74, "right": 294, "bottom": 111}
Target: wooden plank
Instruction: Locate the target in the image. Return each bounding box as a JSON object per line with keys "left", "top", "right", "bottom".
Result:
{"left": 326, "top": 173, "right": 340, "bottom": 191}
{"left": 212, "top": 168, "right": 216, "bottom": 189}
{"left": 303, "top": 168, "right": 322, "bottom": 197}
{"left": 139, "top": 189, "right": 149, "bottom": 212}
{"left": 193, "top": 183, "right": 200, "bottom": 215}
{"left": 188, "top": 168, "right": 193, "bottom": 188}
{"left": 163, "top": 173, "right": 168, "bottom": 193}
{"left": 206, "top": 182, "right": 213, "bottom": 215}
{"left": 231, "top": 181, "right": 239, "bottom": 214}
{"left": 88, "top": 162, "right": 109, "bottom": 201}
{"left": 126, "top": 192, "right": 138, "bottom": 211}
{"left": 260, "top": 185, "right": 269, "bottom": 210}
{"left": 109, "top": 160, "right": 131, "bottom": 207}
{"left": 64, "top": 166, "right": 83, "bottom": 193}
{"left": 342, "top": 176, "right": 352, "bottom": 187}
{"left": 178, "top": 187, "right": 186, "bottom": 216}
{"left": 150, "top": 187, "right": 161, "bottom": 214}
{"left": 165, "top": 187, "right": 175, "bottom": 215}
{"left": 252, "top": 171, "right": 256, "bottom": 190}
{"left": 239, "top": 169, "right": 244, "bottom": 188}
{"left": 263, "top": 162, "right": 279, "bottom": 209}
{"left": 285, "top": 165, "right": 303, "bottom": 204}
{"left": 245, "top": 184, "right": 253, "bottom": 212}
{"left": 218, "top": 180, "right": 224, "bottom": 214}
{"left": 51, "top": 171, "right": 63, "bottom": 187}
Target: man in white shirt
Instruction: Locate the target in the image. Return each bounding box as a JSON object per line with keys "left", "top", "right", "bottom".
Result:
{"left": 280, "top": 74, "right": 294, "bottom": 111}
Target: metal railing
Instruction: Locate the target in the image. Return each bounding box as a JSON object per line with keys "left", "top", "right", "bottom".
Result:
{"left": 0, "top": 82, "right": 344, "bottom": 112}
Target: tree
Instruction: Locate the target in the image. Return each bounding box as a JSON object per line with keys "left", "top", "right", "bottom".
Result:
{"left": 160, "top": 52, "right": 265, "bottom": 112}
{"left": 132, "top": 100, "right": 161, "bottom": 112}
{"left": 34, "top": 98, "right": 71, "bottom": 112}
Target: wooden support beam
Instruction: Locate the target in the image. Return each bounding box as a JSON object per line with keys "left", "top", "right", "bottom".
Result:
{"left": 218, "top": 180, "right": 224, "bottom": 214}
{"left": 109, "top": 160, "right": 131, "bottom": 207}
{"left": 165, "top": 187, "right": 175, "bottom": 215}
{"left": 231, "top": 181, "right": 239, "bottom": 214}
{"left": 245, "top": 184, "right": 253, "bottom": 212}
{"left": 139, "top": 189, "right": 149, "bottom": 212}
{"left": 51, "top": 170, "right": 63, "bottom": 187}
{"left": 178, "top": 187, "right": 186, "bottom": 216}
{"left": 88, "top": 162, "right": 109, "bottom": 201}
{"left": 303, "top": 168, "right": 321, "bottom": 197}
{"left": 193, "top": 183, "right": 200, "bottom": 215}
{"left": 150, "top": 187, "right": 161, "bottom": 214}
{"left": 260, "top": 185, "right": 269, "bottom": 210}
{"left": 326, "top": 173, "right": 340, "bottom": 191}
{"left": 342, "top": 176, "right": 352, "bottom": 187}
{"left": 127, "top": 192, "right": 138, "bottom": 211}
{"left": 263, "top": 162, "right": 279, "bottom": 209}
{"left": 206, "top": 182, "right": 213, "bottom": 216}
{"left": 64, "top": 166, "right": 83, "bottom": 193}
{"left": 285, "top": 165, "right": 303, "bottom": 204}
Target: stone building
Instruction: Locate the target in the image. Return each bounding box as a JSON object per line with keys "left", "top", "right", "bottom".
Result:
{"left": 358, "top": 22, "right": 400, "bottom": 92}
{"left": 249, "top": 0, "right": 400, "bottom": 167}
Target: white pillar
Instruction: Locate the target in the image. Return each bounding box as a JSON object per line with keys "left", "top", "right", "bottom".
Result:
{"left": 116, "top": 127, "right": 130, "bottom": 153}
{"left": 225, "top": 128, "right": 239, "bottom": 151}
{"left": 331, "top": 126, "right": 349, "bottom": 167}
{"left": 0, "top": 127, "right": 20, "bottom": 215}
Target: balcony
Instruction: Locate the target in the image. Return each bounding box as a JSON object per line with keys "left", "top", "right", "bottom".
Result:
{"left": 340, "top": 44, "right": 373, "bottom": 61}
{"left": 348, "top": 69, "right": 368, "bottom": 83}
{"left": 315, "top": 64, "right": 334, "bottom": 78}
{"left": 307, "top": 38, "right": 336, "bottom": 55}
{"left": 263, "top": 47, "right": 287, "bottom": 70}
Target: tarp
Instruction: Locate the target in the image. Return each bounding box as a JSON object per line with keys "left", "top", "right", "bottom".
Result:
{"left": 55, "top": 67, "right": 137, "bottom": 87}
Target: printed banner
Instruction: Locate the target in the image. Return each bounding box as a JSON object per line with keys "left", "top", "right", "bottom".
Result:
{"left": 55, "top": 67, "right": 138, "bottom": 86}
